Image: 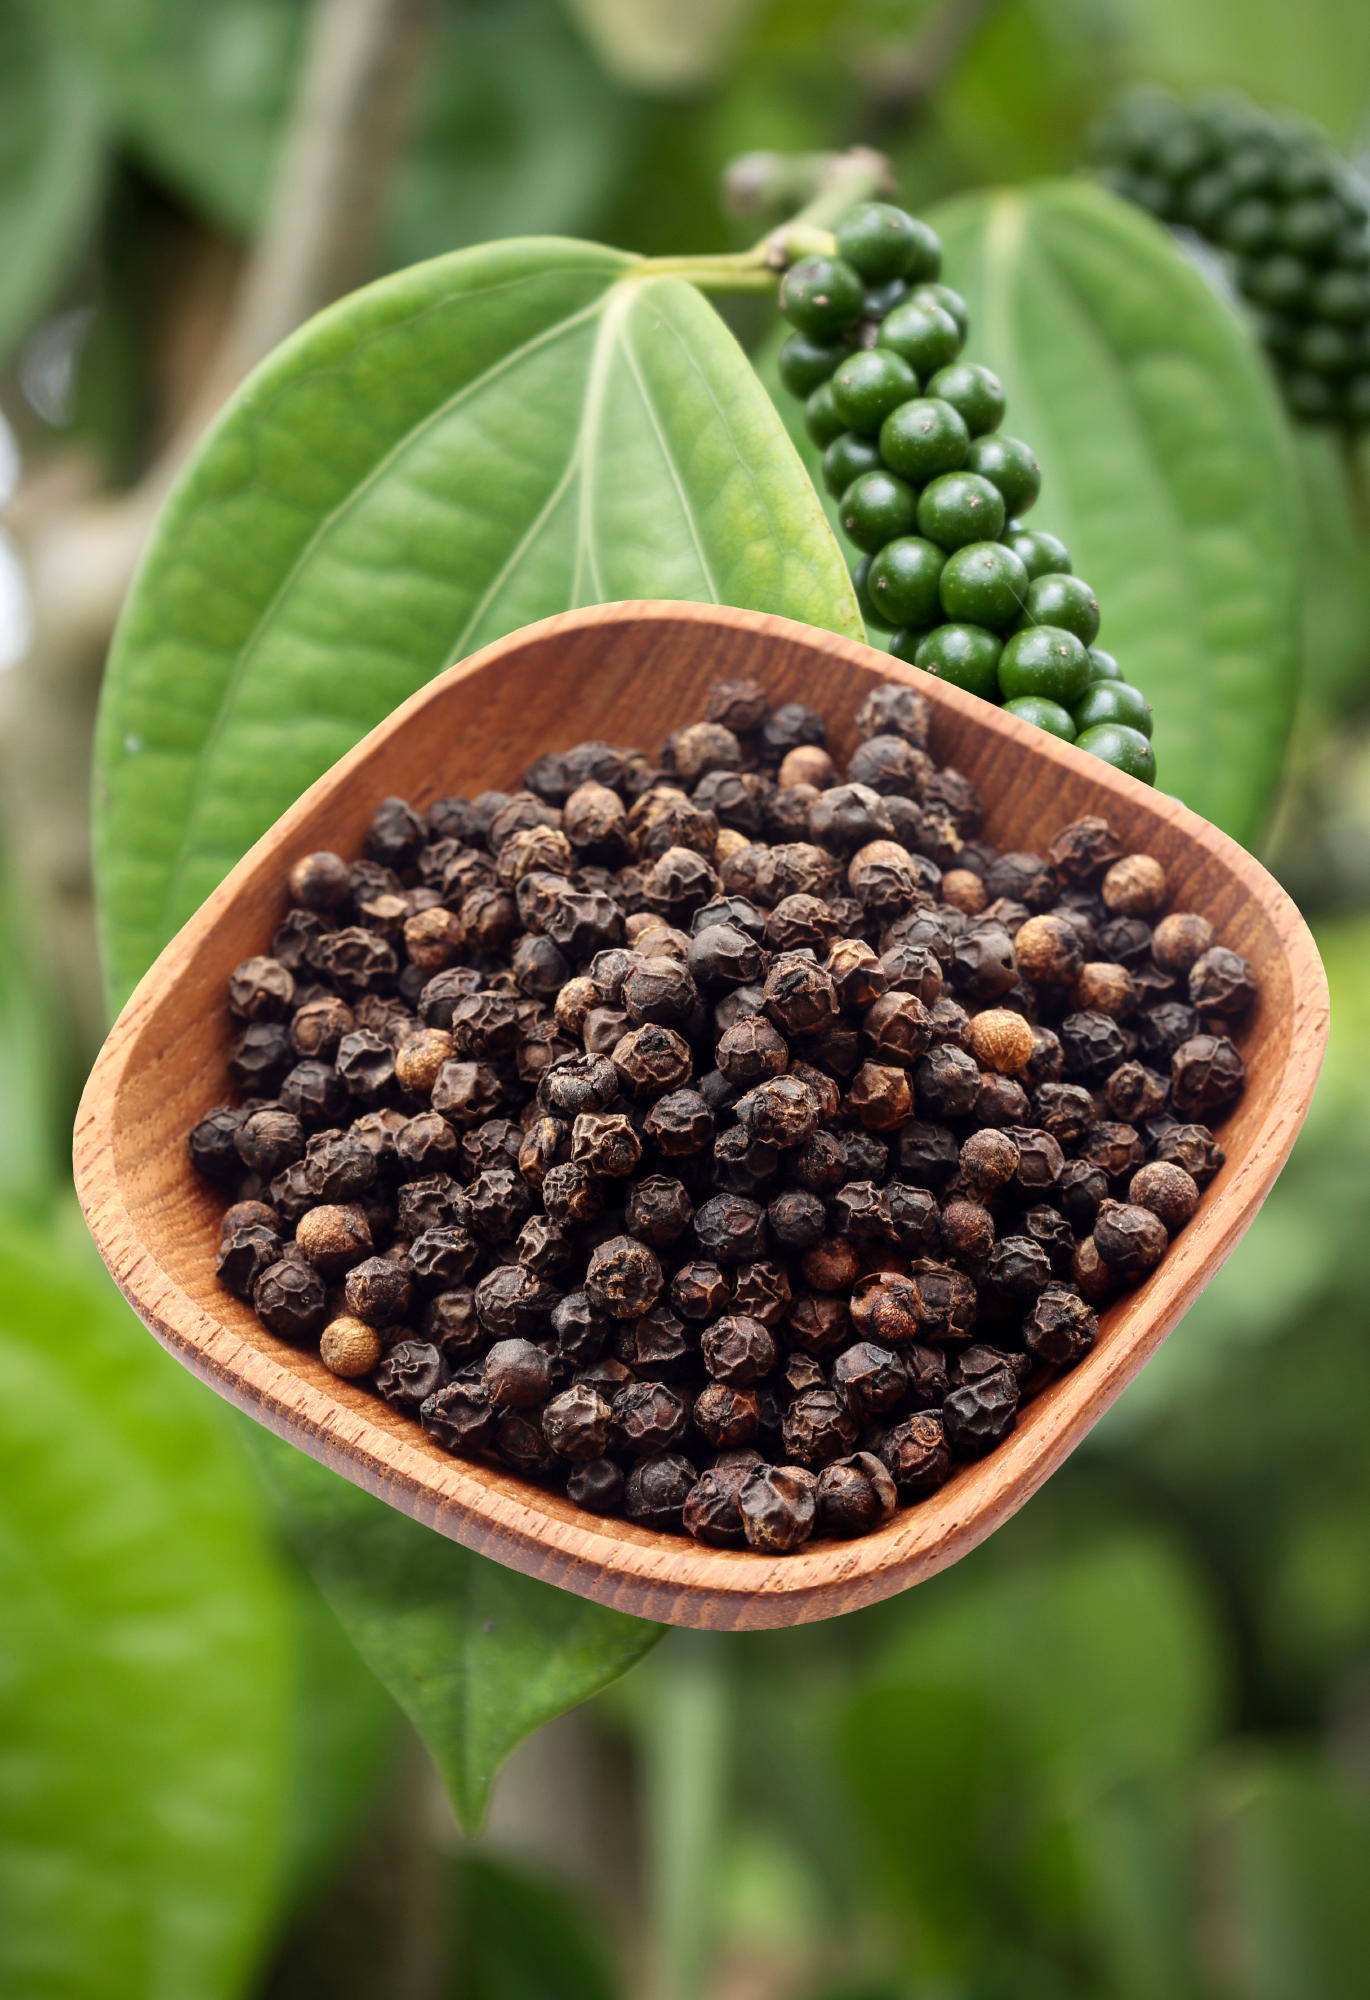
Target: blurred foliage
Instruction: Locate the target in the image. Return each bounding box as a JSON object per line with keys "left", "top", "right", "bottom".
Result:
{"left": 3, "top": 0, "right": 1370, "bottom": 1995}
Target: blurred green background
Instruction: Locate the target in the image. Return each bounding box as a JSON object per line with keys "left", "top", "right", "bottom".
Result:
{"left": 3, "top": 1, "right": 1370, "bottom": 1994}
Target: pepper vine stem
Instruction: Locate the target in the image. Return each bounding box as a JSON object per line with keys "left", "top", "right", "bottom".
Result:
{"left": 633, "top": 145, "right": 894, "bottom": 292}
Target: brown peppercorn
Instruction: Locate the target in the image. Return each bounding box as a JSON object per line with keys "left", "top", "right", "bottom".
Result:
{"left": 428, "top": 1060, "right": 503, "bottom": 1129}
{"left": 664, "top": 719, "right": 742, "bottom": 783}
{"left": 756, "top": 841, "right": 834, "bottom": 906}
{"left": 622, "top": 955, "right": 697, "bottom": 1029}
{"left": 641, "top": 845, "right": 719, "bottom": 924}
{"left": 289, "top": 994, "right": 354, "bottom": 1061}
{"left": 855, "top": 682, "right": 929, "bottom": 748}
{"left": 846, "top": 839, "right": 924, "bottom": 920}
{"left": 295, "top": 1202, "right": 373, "bottom": 1276}
{"left": 692, "top": 1383, "right": 759, "bottom": 1450}
{"left": 777, "top": 744, "right": 836, "bottom": 790}
{"left": 1104, "top": 1061, "right": 1168, "bottom": 1124}
{"left": 940, "top": 1199, "right": 994, "bottom": 1260}
{"left": 1014, "top": 914, "right": 1084, "bottom": 987}
{"left": 644, "top": 1089, "right": 715, "bottom": 1155}
{"left": 912, "top": 1043, "right": 981, "bottom": 1119}
{"left": 738, "top": 1465, "right": 816, "bottom": 1553}
{"left": 862, "top": 990, "right": 933, "bottom": 1067}
{"left": 625, "top": 1175, "right": 694, "bottom": 1248}
{"left": 694, "top": 1192, "right": 768, "bottom": 1265}
{"left": 541, "top": 1383, "right": 613, "bottom": 1460}
{"left": 571, "top": 1111, "right": 642, "bottom": 1178}
{"left": 735, "top": 1075, "right": 821, "bottom": 1150}
{"left": 1077, "top": 961, "right": 1136, "bottom": 1018}
{"left": 319, "top": 1315, "right": 384, "bottom": 1378}
{"left": 1151, "top": 912, "right": 1214, "bottom": 973}
{"left": 706, "top": 676, "right": 768, "bottom": 732}
{"left": 394, "top": 1027, "right": 454, "bottom": 1098}
{"left": 541, "top": 1161, "right": 605, "bottom": 1227}
{"left": 1170, "top": 1034, "right": 1245, "bottom": 1117}
{"left": 1153, "top": 1123, "right": 1225, "bottom": 1184}
{"left": 585, "top": 1234, "right": 663, "bottom": 1318}
{"left": 1031, "top": 1082, "right": 1095, "bottom": 1146}
{"left": 483, "top": 1338, "right": 553, "bottom": 1411}
{"left": 611, "top": 1023, "right": 693, "bottom": 1101}
{"left": 951, "top": 923, "right": 1019, "bottom": 1002}
{"left": 539, "top": 1051, "right": 619, "bottom": 1118}
{"left": 562, "top": 782, "right": 629, "bottom": 862}
{"left": 940, "top": 866, "right": 988, "bottom": 914}
{"left": 216, "top": 1223, "right": 284, "bottom": 1299}
{"left": 972, "top": 1073, "right": 1030, "bottom": 1130}
{"left": 966, "top": 1007, "right": 1033, "bottom": 1075}
{"left": 303, "top": 1128, "right": 378, "bottom": 1202}
{"left": 958, "top": 1127, "right": 1019, "bottom": 1198}
{"left": 1003, "top": 1125, "right": 1064, "bottom": 1194}
{"left": 880, "top": 1412, "right": 951, "bottom": 1495}
{"left": 289, "top": 850, "right": 352, "bottom": 911}
{"left": 233, "top": 1108, "right": 305, "bottom": 1180}
{"left": 1129, "top": 1160, "right": 1201, "bottom": 1232}
{"left": 671, "top": 1260, "right": 732, "bottom": 1323}
{"left": 228, "top": 955, "right": 296, "bottom": 1023}
{"left": 396, "top": 1110, "right": 462, "bottom": 1178}
{"left": 712, "top": 1014, "right": 784, "bottom": 1087}
{"left": 1188, "top": 947, "right": 1257, "bottom": 1018}
{"left": 1047, "top": 816, "right": 1123, "bottom": 885}
{"left": 403, "top": 905, "right": 464, "bottom": 971}
{"left": 800, "top": 1236, "right": 861, "bottom": 1292}
{"left": 1102, "top": 853, "right": 1167, "bottom": 916}
{"left": 518, "top": 1115, "right": 569, "bottom": 1189}
{"left": 474, "top": 1263, "right": 560, "bottom": 1339}
{"left": 849, "top": 1061, "right": 914, "bottom": 1131}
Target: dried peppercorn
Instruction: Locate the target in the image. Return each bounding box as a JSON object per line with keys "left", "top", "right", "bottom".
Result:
{"left": 1170, "top": 1034, "right": 1245, "bottom": 1116}
{"left": 216, "top": 1223, "right": 285, "bottom": 1298}
{"left": 942, "top": 1369, "right": 1019, "bottom": 1455}
{"left": 253, "top": 1258, "right": 328, "bottom": 1340}
{"left": 375, "top": 1341, "right": 447, "bottom": 1413}
{"left": 880, "top": 1412, "right": 951, "bottom": 1493}
{"left": 1129, "top": 1159, "right": 1200, "bottom": 1232}
{"left": 1093, "top": 1199, "right": 1168, "bottom": 1278}
{"left": 739, "top": 1464, "right": 816, "bottom": 1552}
{"left": 912, "top": 1043, "right": 981, "bottom": 1118}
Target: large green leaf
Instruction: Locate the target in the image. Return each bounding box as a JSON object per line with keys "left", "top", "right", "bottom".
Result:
{"left": 0, "top": 0, "right": 104, "bottom": 365}
{"left": 1291, "top": 432, "right": 1370, "bottom": 715}
{"left": 93, "top": 235, "right": 860, "bottom": 1009}
{"left": 925, "top": 179, "right": 1301, "bottom": 844}
{"left": 243, "top": 1425, "right": 661, "bottom": 1834}
{"left": 0, "top": 1220, "right": 292, "bottom": 2000}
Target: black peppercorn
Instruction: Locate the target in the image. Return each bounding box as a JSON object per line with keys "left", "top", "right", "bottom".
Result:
{"left": 422, "top": 1288, "right": 482, "bottom": 1358}
{"left": 228, "top": 1022, "right": 293, "bottom": 1092}
{"left": 1170, "top": 1035, "right": 1245, "bottom": 1118}
{"left": 942, "top": 1370, "right": 1019, "bottom": 1456}
{"left": 1023, "top": 1284, "right": 1097, "bottom": 1365}
{"left": 475, "top": 1263, "right": 560, "bottom": 1339}
{"left": 624, "top": 1453, "right": 696, "bottom": 1531}
{"left": 912, "top": 1043, "right": 981, "bottom": 1119}
{"left": 303, "top": 1129, "right": 378, "bottom": 1202}
{"left": 566, "top": 1457, "right": 625, "bottom": 1513}
{"left": 669, "top": 1260, "right": 731, "bottom": 1324}
{"left": 1056, "top": 1158, "right": 1108, "bottom": 1230}
{"left": 585, "top": 1234, "right": 663, "bottom": 1318}
{"left": 611, "top": 1024, "right": 693, "bottom": 1101}
{"left": 216, "top": 1224, "right": 284, "bottom": 1298}
{"left": 541, "top": 1383, "right": 613, "bottom": 1459}
{"left": 1093, "top": 1199, "right": 1168, "bottom": 1278}
{"left": 625, "top": 1175, "right": 694, "bottom": 1248}
{"left": 253, "top": 1258, "right": 328, "bottom": 1341}
{"left": 375, "top": 1340, "right": 447, "bottom": 1412}
{"left": 571, "top": 1112, "right": 643, "bottom": 1179}
{"left": 539, "top": 1052, "right": 619, "bottom": 1119}
{"left": 880, "top": 1412, "right": 952, "bottom": 1494}
{"left": 541, "top": 1161, "right": 605, "bottom": 1227}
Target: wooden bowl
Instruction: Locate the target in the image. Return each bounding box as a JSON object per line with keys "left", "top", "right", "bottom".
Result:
{"left": 74, "top": 602, "right": 1328, "bottom": 1630}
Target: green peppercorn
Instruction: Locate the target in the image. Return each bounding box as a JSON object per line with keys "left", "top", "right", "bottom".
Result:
{"left": 778, "top": 332, "right": 848, "bottom": 397}
{"left": 841, "top": 469, "right": 919, "bottom": 552}
{"left": 914, "top": 623, "right": 1002, "bottom": 699}
{"left": 804, "top": 380, "right": 846, "bottom": 448}
{"left": 1073, "top": 680, "right": 1154, "bottom": 738}
{"left": 1015, "top": 571, "right": 1100, "bottom": 646}
{"left": 836, "top": 202, "right": 941, "bottom": 283}
{"left": 910, "top": 282, "right": 970, "bottom": 338}
{"left": 938, "top": 539, "right": 1030, "bottom": 627}
{"left": 1087, "top": 645, "right": 1123, "bottom": 682}
{"left": 925, "top": 362, "right": 1005, "bottom": 436}
{"left": 915, "top": 470, "right": 1006, "bottom": 549}
{"left": 1003, "top": 525, "right": 1072, "bottom": 580}
{"left": 1005, "top": 696, "right": 1077, "bottom": 740}
{"left": 998, "top": 624, "right": 1091, "bottom": 704}
{"left": 780, "top": 254, "right": 865, "bottom": 337}
{"left": 876, "top": 301, "right": 962, "bottom": 378}
{"left": 966, "top": 433, "right": 1041, "bottom": 518}
{"left": 868, "top": 536, "right": 947, "bottom": 627}
{"left": 831, "top": 349, "right": 919, "bottom": 435}
{"left": 879, "top": 396, "right": 969, "bottom": 483}
{"left": 823, "top": 432, "right": 882, "bottom": 497}
{"left": 888, "top": 626, "right": 932, "bottom": 664}
{"left": 850, "top": 555, "right": 887, "bottom": 630}
{"left": 1075, "top": 721, "right": 1157, "bottom": 783}
{"left": 1241, "top": 252, "right": 1310, "bottom": 311}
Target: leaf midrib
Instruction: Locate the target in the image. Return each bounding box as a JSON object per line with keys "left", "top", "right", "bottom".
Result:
{"left": 155, "top": 268, "right": 624, "bottom": 941}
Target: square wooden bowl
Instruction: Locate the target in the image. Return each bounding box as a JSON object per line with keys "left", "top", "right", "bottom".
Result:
{"left": 75, "top": 603, "right": 1328, "bottom": 1630}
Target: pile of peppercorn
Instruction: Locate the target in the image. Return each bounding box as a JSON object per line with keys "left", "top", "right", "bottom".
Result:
{"left": 192, "top": 677, "right": 1254, "bottom": 1555}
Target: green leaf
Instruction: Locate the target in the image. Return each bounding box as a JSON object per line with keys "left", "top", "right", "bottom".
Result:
{"left": 0, "top": 0, "right": 104, "bottom": 364}
{"left": 48, "top": 0, "right": 299, "bottom": 232}
{"left": 1291, "top": 432, "right": 1370, "bottom": 715}
{"left": 93, "top": 236, "right": 860, "bottom": 1009}
{"left": 926, "top": 180, "right": 1301, "bottom": 844}
{"left": 0, "top": 1216, "right": 292, "bottom": 1999}
{"left": 242, "top": 1424, "right": 662, "bottom": 1834}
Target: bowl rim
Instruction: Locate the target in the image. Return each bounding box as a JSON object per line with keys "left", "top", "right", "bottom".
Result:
{"left": 74, "top": 600, "right": 1330, "bottom": 1630}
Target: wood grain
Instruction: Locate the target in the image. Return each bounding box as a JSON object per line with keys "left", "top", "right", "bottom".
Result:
{"left": 73, "top": 602, "right": 1329, "bottom": 1630}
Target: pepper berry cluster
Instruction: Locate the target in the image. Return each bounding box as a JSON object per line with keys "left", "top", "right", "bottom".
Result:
{"left": 776, "top": 200, "right": 1156, "bottom": 781}
{"left": 192, "top": 677, "right": 1253, "bottom": 1553}
{"left": 1088, "top": 87, "right": 1370, "bottom": 430}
